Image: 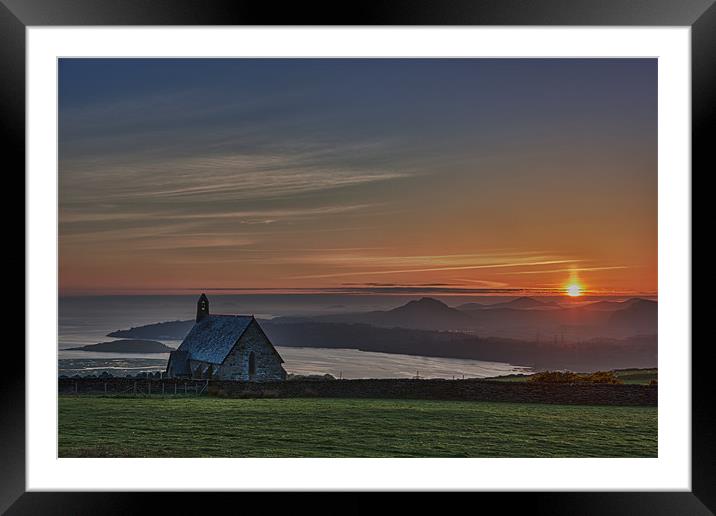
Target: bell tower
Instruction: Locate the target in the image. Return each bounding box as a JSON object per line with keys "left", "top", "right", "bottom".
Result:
{"left": 196, "top": 293, "right": 210, "bottom": 322}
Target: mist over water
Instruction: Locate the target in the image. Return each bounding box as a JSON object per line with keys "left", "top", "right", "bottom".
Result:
{"left": 58, "top": 295, "right": 532, "bottom": 379}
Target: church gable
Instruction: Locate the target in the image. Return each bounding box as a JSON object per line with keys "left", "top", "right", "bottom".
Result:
{"left": 222, "top": 319, "right": 286, "bottom": 381}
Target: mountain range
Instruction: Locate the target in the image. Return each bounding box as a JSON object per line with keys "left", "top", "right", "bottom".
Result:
{"left": 272, "top": 296, "right": 657, "bottom": 340}
{"left": 107, "top": 296, "right": 657, "bottom": 371}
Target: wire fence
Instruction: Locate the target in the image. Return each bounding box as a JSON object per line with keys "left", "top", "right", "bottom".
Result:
{"left": 59, "top": 379, "right": 210, "bottom": 397}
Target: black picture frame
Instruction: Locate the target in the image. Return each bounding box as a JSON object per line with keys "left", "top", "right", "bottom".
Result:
{"left": 2, "top": 0, "right": 710, "bottom": 513}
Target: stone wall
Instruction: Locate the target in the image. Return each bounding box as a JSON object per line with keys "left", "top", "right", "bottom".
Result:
{"left": 188, "top": 359, "right": 209, "bottom": 378}
{"left": 218, "top": 321, "right": 286, "bottom": 381}
{"left": 209, "top": 378, "right": 657, "bottom": 407}
{"left": 58, "top": 377, "right": 657, "bottom": 407}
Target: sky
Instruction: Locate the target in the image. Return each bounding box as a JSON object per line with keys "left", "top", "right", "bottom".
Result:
{"left": 59, "top": 58, "right": 657, "bottom": 297}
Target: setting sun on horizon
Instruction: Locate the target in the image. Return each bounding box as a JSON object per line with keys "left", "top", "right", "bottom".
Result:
{"left": 566, "top": 284, "right": 583, "bottom": 297}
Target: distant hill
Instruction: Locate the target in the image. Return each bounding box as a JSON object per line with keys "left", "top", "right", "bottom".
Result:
{"left": 580, "top": 300, "right": 625, "bottom": 311}
{"left": 497, "top": 297, "right": 549, "bottom": 309}
{"left": 274, "top": 297, "right": 474, "bottom": 331}
{"left": 105, "top": 296, "right": 658, "bottom": 369}
{"left": 260, "top": 322, "right": 656, "bottom": 371}
{"left": 271, "top": 296, "right": 657, "bottom": 339}
{"left": 105, "top": 314, "right": 657, "bottom": 371}
{"left": 108, "top": 320, "right": 194, "bottom": 340}
{"left": 582, "top": 298, "right": 653, "bottom": 311}
{"left": 378, "top": 297, "right": 474, "bottom": 329}
{"left": 69, "top": 339, "right": 174, "bottom": 353}
{"left": 455, "top": 301, "right": 485, "bottom": 311}
{"left": 456, "top": 297, "right": 559, "bottom": 311}
{"left": 608, "top": 299, "right": 657, "bottom": 334}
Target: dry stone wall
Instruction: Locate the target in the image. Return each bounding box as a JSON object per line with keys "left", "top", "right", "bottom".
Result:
{"left": 210, "top": 378, "right": 656, "bottom": 406}
{"left": 58, "top": 378, "right": 657, "bottom": 406}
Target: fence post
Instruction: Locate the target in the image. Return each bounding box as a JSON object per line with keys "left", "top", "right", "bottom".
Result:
{"left": 104, "top": 383, "right": 107, "bottom": 394}
{"left": 174, "top": 383, "right": 177, "bottom": 395}
{"left": 162, "top": 383, "right": 165, "bottom": 395}
{"left": 74, "top": 382, "right": 77, "bottom": 394}
{"left": 184, "top": 382, "right": 187, "bottom": 394}
{"left": 134, "top": 381, "right": 137, "bottom": 395}
{"left": 148, "top": 382, "right": 151, "bottom": 395}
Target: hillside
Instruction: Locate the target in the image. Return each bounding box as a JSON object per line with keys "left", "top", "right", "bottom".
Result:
{"left": 105, "top": 297, "right": 658, "bottom": 370}
{"left": 608, "top": 299, "right": 658, "bottom": 334}
{"left": 262, "top": 322, "right": 656, "bottom": 371}
{"left": 275, "top": 297, "right": 474, "bottom": 331}
{"left": 104, "top": 316, "right": 657, "bottom": 370}
{"left": 272, "top": 296, "right": 657, "bottom": 340}
{"left": 108, "top": 320, "right": 195, "bottom": 340}
{"left": 458, "top": 297, "right": 559, "bottom": 311}
{"left": 68, "top": 339, "right": 174, "bottom": 353}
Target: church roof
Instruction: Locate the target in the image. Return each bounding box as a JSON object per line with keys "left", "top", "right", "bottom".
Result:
{"left": 177, "top": 314, "right": 255, "bottom": 364}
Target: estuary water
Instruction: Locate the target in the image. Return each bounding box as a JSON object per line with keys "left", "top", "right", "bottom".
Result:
{"left": 58, "top": 295, "right": 532, "bottom": 379}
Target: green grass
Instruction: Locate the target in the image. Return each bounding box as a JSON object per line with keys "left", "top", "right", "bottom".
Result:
{"left": 58, "top": 396, "right": 657, "bottom": 458}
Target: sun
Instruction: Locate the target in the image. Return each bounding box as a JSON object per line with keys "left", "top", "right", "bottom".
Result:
{"left": 566, "top": 284, "right": 582, "bottom": 297}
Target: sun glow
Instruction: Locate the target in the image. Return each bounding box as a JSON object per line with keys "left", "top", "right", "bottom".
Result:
{"left": 566, "top": 284, "right": 583, "bottom": 297}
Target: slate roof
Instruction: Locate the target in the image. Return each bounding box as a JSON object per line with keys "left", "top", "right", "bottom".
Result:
{"left": 177, "top": 314, "right": 254, "bottom": 364}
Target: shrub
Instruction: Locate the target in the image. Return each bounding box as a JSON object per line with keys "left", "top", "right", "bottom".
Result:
{"left": 528, "top": 371, "right": 582, "bottom": 383}
{"left": 286, "top": 373, "right": 336, "bottom": 382}
{"left": 529, "top": 370, "right": 623, "bottom": 384}
{"left": 584, "top": 371, "right": 622, "bottom": 384}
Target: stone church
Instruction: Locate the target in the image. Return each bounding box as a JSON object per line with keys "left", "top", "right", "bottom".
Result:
{"left": 165, "top": 294, "right": 287, "bottom": 381}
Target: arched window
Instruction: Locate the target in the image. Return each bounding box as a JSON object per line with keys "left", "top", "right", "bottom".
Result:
{"left": 248, "top": 351, "right": 256, "bottom": 377}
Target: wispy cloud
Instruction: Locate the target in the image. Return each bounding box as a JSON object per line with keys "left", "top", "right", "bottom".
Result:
{"left": 59, "top": 142, "right": 413, "bottom": 253}
{"left": 289, "top": 257, "right": 580, "bottom": 279}
{"left": 63, "top": 155, "right": 410, "bottom": 203}
{"left": 60, "top": 203, "right": 375, "bottom": 226}
{"left": 277, "top": 252, "right": 565, "bottom": 267}
{"left": 502, "top": 266, "right": 629, "bottom": 275}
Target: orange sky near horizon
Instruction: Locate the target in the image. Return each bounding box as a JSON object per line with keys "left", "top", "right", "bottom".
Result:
{"left": 59, "top": 59, "right": 657, "bottom": 297}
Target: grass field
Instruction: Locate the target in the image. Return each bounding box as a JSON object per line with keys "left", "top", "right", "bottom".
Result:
{"left": 59, "top": 396, "right": 657, "bottom": 458}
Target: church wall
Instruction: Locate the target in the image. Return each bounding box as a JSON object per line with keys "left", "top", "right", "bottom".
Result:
{"left": 219, "top": 321, "right": 286, "bottom": 382}
{"left": 188, "top": 359, "right": 210, "bottom": 378}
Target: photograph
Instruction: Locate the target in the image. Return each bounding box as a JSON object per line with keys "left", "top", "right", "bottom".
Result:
{"left": 2, "top": 0, "right": 708, "bottom": 506}
{"left": 57, "top": 57, "right": 659, "bottom": 459}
